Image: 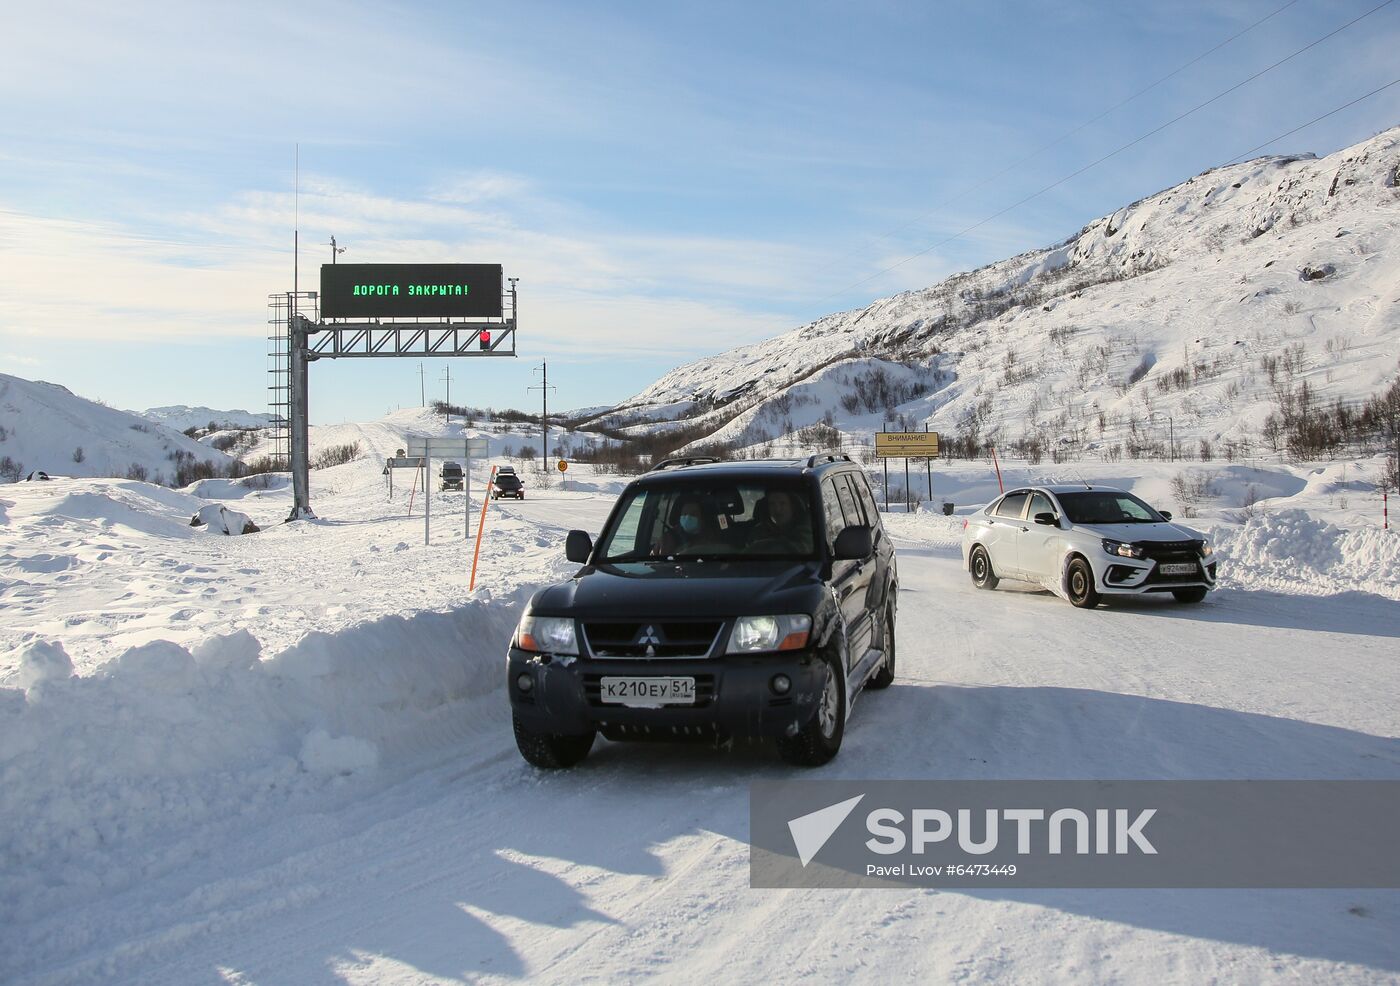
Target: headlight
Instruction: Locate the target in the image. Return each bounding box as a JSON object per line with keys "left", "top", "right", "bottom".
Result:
{"left": 1101, "top": 539, "right": 1145, "bottom": 559}
{"left": 726, "top": 614, "right": 812, "bottom": 654}
{"left": 1200, "top": 542, "right": 1214, "bottom": 558}
{"left": 515, "top": 615, "right": 578, "bottom": 655}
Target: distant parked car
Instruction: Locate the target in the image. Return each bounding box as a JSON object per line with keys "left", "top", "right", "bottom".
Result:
{"left": 440, "top": 461, "right": 464, "bottom": 491}
{"left": 493, "top": 472, "right": 525, "bottom": 499}
{"left": 25, "top": 471, "right": 52, "bottom": 481}
{"left": 961, "top": 485, "right": 1217, "bottom": 609}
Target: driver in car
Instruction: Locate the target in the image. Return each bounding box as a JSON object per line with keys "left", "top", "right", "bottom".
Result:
{"left": 751, "top": 490, "right": 812, "bottom": 553}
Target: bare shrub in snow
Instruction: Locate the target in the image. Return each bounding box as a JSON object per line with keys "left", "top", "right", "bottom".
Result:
{"left": 0, "top": 455, "right": 23, "bottom": 483}
{"left": 124, "top": 462, "right": 149, "bottom": 482}
{"left": 1170, "top": 470, "right": 1219, "bottom": 518}
{"left": 311, "top": 442, "right": 361, "bottom": 470}
{"left": 72, "top": 446, "right": 85, "bottom": 464}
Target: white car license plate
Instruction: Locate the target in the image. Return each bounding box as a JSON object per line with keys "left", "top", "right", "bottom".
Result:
{"left": 1159, "top": 562, "right": 1198, "bottom": 576}
{"left": 600, "top": 676, "right": 696, "bottom": 706}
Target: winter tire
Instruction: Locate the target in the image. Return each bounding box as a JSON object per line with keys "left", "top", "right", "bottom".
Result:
{"left": 777, "top": 650, "right": 845, "bottom": 766}
{"left": 1066, "top": 557, "right": 1100, "bottom": 609}
{"left": 513, "top": 714, "right": 595, "bottom": 768}
{"left": 970, "top": 545, "right": 999, "bottom": 590}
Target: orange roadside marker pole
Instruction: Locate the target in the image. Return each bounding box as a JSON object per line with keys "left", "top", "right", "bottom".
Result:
{"left": 469, "top": 466, "right": 497, "bottom": 591}
{"left": 407, "top": 462, "right": 421, "bottom": 516}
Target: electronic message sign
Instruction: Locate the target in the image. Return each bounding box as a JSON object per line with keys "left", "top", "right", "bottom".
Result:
{"left": 320, "top": 263, "right": 503, "bottom": 319}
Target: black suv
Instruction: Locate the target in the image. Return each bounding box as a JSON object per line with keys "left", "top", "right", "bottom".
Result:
{"left": 507, "top": 454, "right": 898, "bottom": 767}
{"left": 492, "top": 472, "right": 525, "bottom": 499}
{"left": 440, "top": 462, "right": 464, "bottom": 492}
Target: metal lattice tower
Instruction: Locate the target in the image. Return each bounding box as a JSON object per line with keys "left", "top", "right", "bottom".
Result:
{"left": 266, "top": 291, "right": 318, "bottom": 471}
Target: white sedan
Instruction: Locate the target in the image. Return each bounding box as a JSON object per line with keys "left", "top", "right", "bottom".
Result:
{"left": 961, "top": 484, "right": 1217, "bottom": 609}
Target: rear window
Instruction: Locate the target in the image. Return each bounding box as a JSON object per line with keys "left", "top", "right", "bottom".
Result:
{"left": 993, "top": 492, "right": 1029, "bottom": 519}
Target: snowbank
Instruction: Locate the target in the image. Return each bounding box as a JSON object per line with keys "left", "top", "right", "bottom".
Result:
{"left": 1216, "top": 508, "right": 1400, "bottom": 600}
{"left": 0, "top": 590, "right": 529, "bottom": 923}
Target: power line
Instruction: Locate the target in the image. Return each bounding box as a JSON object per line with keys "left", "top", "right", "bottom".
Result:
{"left": 814, "top": 0, "right": 1396, "bottom": 310}
{"left": 1222, "top": 76, "right": 1400, "bottom": 164}
{"left": 815, "top": 0, "right": 1302, "bottom": 277}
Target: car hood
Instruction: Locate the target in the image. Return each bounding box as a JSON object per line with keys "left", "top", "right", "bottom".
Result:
{"left": 1074, "top": 521, "right": 1205, "bottom": 543}
{"left": 530, "top": 559, "right": 827, "bottom": 619}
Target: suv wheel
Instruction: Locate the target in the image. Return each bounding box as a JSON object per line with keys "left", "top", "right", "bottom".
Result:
{"left": 513, "top": 714, "right": 595, "bottom": 768}
{"left": 1173, "top": 587, "right": 1208, "bottom": 604}
{"left": 970, "top": 545, "right": 999, "bottom": 589}
{"left": 1066, "top": 557, "right": 1100, "bottom": 609}
{"left": 867, "top": 607, "right": 895, "bottom": 690}
{"left": 777, "top": 650, "right": 845, "bottom": 766}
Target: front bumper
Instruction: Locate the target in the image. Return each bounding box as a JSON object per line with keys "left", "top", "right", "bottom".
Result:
{"left": 507, "top": 648, "right": 827, "bottom": 740}
{"left": 1095, "top": 556, "right": 1218, "bottom": 595}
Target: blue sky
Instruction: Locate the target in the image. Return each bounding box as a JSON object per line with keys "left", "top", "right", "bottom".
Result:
{"left": 1, "top": 0, "right": 1397, "bottom": 423}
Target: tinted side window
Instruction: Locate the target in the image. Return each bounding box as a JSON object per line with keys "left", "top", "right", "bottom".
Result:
{"left": 820, "top": 479, "right": 846, "bottom": 553}
{"left": 995, "top": 492, "right": 1029, "bottom": 519}
{"left": 853, "top": 473, "right": 882, "bottom": 528}
{"left": 834, "top": 475, "right": 862, "bottom": 528}
{"left": 1027, "top": 492, "right": 1055, "bottom": 519}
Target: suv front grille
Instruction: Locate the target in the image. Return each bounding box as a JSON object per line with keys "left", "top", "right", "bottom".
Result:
{"left": 582, "top": 621, "right": 724, "bottom": 659}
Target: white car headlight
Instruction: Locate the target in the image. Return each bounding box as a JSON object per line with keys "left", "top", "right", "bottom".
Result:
{"left": 726, "top": 614, "right": 812, "bottom": 653}
{"left": 515, "top": 615, "right": 578, "bottom": 655}
{"left": 1200, "top": 541, "right": 1214, "bottom": 558}
{"left": 1101, "top": 538, "right": 1145, "bottom": 559}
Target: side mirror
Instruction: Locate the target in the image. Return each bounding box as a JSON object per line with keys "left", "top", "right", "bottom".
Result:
{"left": 1033, "top": 512, "right": 1057, "bottom": 526}
{"left": 565, "top": 530, "right": 593, "bottom": 564}
{"left": 1160, "top": 510, "right": 1173, "bottom": 522}
{"left": 833, "top": 525, "right": 873, "bottom": 561}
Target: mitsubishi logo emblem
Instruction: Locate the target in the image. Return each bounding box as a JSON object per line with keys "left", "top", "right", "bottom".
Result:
{"left": 635, "top": 624, "right": 662, "bottom": 656}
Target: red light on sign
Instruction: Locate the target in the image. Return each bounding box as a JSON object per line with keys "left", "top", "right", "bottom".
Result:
{"left": 480, "top": 330, "right": 492, "bottom": 351}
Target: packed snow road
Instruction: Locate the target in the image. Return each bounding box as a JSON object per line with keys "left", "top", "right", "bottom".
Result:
{"left": 7, "top": 486, "right": 1397, "bottom": 986}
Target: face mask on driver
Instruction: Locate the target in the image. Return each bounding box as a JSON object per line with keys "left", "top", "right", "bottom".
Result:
{"left": 679, "top": 514, "right": 700, "bottom": 534}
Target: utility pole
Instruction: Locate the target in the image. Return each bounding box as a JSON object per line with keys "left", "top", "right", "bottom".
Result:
{"left": 529, "top": 361, "right": 556, "bottom": 472}
{"left": 441, "top": 366, "right": 452, "bottom": 424}
{"left": 329, "top": 235, "right": 345, "bottom": 264}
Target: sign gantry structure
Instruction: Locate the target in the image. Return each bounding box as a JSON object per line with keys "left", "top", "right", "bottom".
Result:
{"left": 270, "top": 263, "right": 519, "bottom": 522}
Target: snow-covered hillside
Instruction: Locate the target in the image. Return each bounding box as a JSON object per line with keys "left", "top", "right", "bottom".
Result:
{"left": 137, "top": 404, "right": 274, "bottom": 432}
{"left": 0, "top": 374, "right": 233, "bottom": 484}
{"left": 590, "top": 127, "right": 1400, "bottom": 463}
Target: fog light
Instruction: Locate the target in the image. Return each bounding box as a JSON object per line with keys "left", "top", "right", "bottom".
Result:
{"left": 516, "top": 673, "right": 534, "bottom": 693}
{"left": 771, "top": 674, "right": 791, "bottom": 695}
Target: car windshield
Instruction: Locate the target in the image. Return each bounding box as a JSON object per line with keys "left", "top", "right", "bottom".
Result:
{"left": 1057, "top": 490, "right": 1164, "bottom": 525}
{"left": 596, "top": 479, "right": 818, "bottom": 562}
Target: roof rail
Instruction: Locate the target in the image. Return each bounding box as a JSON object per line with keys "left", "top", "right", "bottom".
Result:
{"left": 649, "top": 456, "right": 722, "bottom": 472}
{"left": 805, "top": 452, "right": 852, "bottom": 468}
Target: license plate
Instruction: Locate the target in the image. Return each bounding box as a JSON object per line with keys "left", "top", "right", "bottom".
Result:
{"left": 600, "top": 676, "right": 696, "bottom": 706}
{"left": 1159, "top": 562, "right": 1198, "bottom": 576}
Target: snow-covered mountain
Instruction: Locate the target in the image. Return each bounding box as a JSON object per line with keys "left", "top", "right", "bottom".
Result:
{"left": 0, "top": 374, "right": 234, "bottom": 484}
{"left": 586, "top": 126, "right": 1400, "bottom": 461}
{"left": 138, "top": 405, "right": 274, "bottom": 433}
